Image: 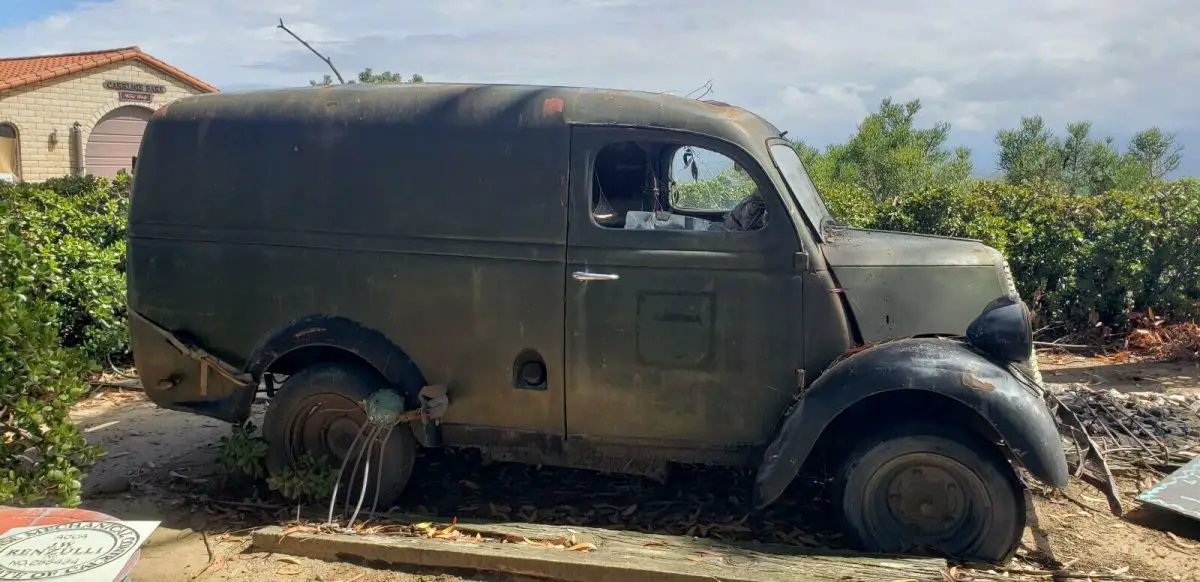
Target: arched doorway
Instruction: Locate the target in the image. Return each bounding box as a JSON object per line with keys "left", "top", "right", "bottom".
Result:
{"left": 0, "top": 123, "right": 19, "bottom": 182}
{"left": 86, "top": 106, "right": 152, "bottom": 179}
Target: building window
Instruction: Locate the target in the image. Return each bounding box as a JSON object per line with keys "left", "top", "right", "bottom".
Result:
{"left": 0, "top": 123, "right": 19, "bottom": 183}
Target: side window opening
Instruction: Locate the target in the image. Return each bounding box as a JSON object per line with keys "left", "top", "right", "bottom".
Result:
{"left": 0, "top": 123, "right": 20, "bottom": 183}
{"left": 590, "top": 141, "right": 767, "bottom": 232}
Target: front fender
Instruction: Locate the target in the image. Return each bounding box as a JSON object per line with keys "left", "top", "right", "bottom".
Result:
{"left": 754, "top": 337, "right": 1069, "bottom": 509}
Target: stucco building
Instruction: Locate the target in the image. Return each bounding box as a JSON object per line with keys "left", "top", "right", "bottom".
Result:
{"left": 0, "top": 46, "right": 218, "bottom": 183}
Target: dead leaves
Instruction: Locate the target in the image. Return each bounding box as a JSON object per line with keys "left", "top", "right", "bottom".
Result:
{"left": 1125, "top": 309, "right": 1200, "bottom": 362}
{"left": 1166, "top": 531, "right": 1197, "bottom": 552}
{"left": 507, "top": 532, "right": 597, "bottom": 552}
{"left": 356, "top": 523, "right": 411, "bottom": 536}
{"left": 413, "top": 518, "right": 477, "bottom": 542}
{"left": 400, "top": 518, "right": 595, "bottom": 551}
{"left": 283, "top": 517, "right": 558, "bottom": 549}
{"left": 361, "top": 518, "right": 601, "bottom": 553}
{"left": 274, "top": 556, "right": 304, "bottom": 575}
{"left": 280, "top": 524, "right": 322, "bottom": 537}
{"left": 395, "top": 452, "right": 821, "bottom": 547}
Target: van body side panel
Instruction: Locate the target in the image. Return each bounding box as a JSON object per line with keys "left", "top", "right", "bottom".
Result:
{"left": 127, "top": 85, "right": 571, "bottom": 437}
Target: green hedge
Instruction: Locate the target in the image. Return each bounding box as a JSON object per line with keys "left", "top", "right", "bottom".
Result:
{"left": 819, "top": 177, "right": 1200, "bottom": 330}
{"left": 677, "top": 167, "right": 1200, "bottom": 331}
{"left": 0, "top": 174, "right": 129, "bottom": 507}
{"left": 0, "top": 175, "right": 130, "bottom": 362}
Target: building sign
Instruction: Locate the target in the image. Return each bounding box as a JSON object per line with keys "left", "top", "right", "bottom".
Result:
{"left": 117, "top": 91, "right": 153, "bottom": 103}
{"left": 102, "top": 80, "right": 167, "bottom": 94}
{"left": 0, "top": 520, "right": 158, "bottom": 581}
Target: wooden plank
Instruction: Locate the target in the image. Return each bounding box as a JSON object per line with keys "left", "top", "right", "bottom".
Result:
{"left": 251, "top": 516, "right": 946, "bottom": 582}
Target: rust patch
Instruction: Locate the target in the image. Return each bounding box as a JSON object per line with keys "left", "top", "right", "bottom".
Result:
{"left": 542, "top": 97, "right": 564, "bottom": 115}
{"left": 325, "top": 100, "right": 338, "bottom": 110}
{"left": 696, "top": 99, "right": 748, "bottom": 120}
{"left": 151, "top": 105, "right": 168, "bottom": 118}
{"left": 293, "top": 327, "right": 325, "bottom": 338}
{"left": 962, "top": 373, "right": 995, "bottom": 392}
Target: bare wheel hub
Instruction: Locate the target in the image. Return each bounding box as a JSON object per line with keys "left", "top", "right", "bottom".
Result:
{"left": 886, "top": 464, "right": 966, "bottom": 532}
{"left": 287, "top": 393, "right": 365, "bottom": 466}
{"left": 324, "top": 417, "right": 362, "bottom": 461}
{"left": 866, "top": 452, "right": 990, "bottom": 546}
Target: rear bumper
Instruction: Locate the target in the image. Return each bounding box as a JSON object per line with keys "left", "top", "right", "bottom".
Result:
{"left": 129, "top": 309, "right": 257, "bottom": 423}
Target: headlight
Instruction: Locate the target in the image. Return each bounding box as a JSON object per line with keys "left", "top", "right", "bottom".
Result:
{"left": 965, "top": 293, "right": 1034, "bottom": 363}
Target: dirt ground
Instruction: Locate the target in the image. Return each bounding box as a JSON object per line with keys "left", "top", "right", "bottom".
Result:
{"left": 65, "top": 354, "right": 1200, "bottom": 582}
{"left": 1040, "top": 352, "right": 1200, "bottom": 393}
{"left": 70, "top": 390, "right": 482, "bottom": 582}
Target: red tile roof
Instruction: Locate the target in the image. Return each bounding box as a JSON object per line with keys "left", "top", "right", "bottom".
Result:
{"left": 0, "top": 46, "right": 218, "bottom": 93}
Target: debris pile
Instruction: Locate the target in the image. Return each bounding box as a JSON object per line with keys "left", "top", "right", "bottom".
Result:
{"left": 1124, "top": 311, "right": 1200, "bottom": 362}
{"left": 1055, "top": 384, "right": 1200, "bottom": 473}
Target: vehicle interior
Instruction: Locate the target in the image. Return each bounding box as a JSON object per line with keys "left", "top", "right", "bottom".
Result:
{"left": 590, "top": 140, "right": 767, "bottom": 232}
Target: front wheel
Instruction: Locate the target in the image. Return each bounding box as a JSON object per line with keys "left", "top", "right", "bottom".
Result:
{"left": 833, "top": 422, "right": 1026, "bottom": 563}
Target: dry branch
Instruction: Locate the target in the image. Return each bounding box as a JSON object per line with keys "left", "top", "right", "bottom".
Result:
{"left": 277, "top": 18, "right": 345, "bottom": 85}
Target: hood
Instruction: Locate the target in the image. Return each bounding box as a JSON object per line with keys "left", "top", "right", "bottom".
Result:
{"left": 821, "top": 227, "right": 1001, "bottom": 268}
{"left": 820, "top": 227, "right": 1011, "bottom": 344}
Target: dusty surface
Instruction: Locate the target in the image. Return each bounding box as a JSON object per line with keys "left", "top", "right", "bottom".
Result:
{"left": 1040, "top": 351, "right": 1200, "bottom": 394}
{"left": 1017, "top": 477, "right": 1200, "bottom": 580}
{"left": 67, "top": 355, "right": 1200, "bottom": 581}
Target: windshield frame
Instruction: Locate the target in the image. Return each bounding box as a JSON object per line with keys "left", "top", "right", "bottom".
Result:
{"left": 766, "top": 138, "right": 836, "bottom": 241}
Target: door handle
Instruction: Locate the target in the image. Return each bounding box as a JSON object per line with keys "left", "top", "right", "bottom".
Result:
{"left": 573, "top": 271, "right": 620, "bottom": 282}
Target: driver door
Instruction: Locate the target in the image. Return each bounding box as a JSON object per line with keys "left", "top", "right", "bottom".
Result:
{"left": 563, "top": 125, "right": 804, "bottom": 454}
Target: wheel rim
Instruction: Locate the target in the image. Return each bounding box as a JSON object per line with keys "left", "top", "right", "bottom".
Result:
{"left": 284, "top": 393, "right": 367, "bottom": 467}
{"left": 859, "top": 452, "right": 992, "bottom": 555}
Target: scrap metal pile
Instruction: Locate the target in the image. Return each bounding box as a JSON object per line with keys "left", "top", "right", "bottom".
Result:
{"left": 1054, "top": 384, "right": 1200, "bottom": 474}
{"left": 1045, "top": 380, "right": 1200, "bottom": 516}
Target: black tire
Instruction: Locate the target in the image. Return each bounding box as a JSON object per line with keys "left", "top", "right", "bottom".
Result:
{"left": 832, "top": 421, "right": 1026, "bottom": 563}
{"left": 263, "top": 362, "right": 417, "bottom": 510}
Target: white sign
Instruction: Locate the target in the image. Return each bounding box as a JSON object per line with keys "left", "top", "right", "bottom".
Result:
{"left": 0, "top": 174, "right": 13, "bottom": 184}
{"left": 0, "top": 520, "right": 159, "bottom": 581}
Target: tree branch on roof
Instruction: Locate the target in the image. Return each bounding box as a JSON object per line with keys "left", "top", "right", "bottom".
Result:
{"left": 277, "top": 18, "right": 345, "bottom": 85}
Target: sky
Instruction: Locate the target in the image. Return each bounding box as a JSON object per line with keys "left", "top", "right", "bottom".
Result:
{"left": 3, "top": 0, "right": 1199, "bottom": 176}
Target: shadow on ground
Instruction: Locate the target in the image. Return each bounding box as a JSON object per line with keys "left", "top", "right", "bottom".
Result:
{"left": 69, "top": 390, "right": 845, "bottom": 581}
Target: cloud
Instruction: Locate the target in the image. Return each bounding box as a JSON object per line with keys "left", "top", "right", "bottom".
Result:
{"left": 779, "top": 84, "right": 872, "bottom": 127}
{"left": 3, "top": 0, "right": 1200, "bottom": 168}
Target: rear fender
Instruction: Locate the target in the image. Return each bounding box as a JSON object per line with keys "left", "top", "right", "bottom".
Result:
{"left": 753, "top": 337, "right": 1069, "bottom": 509}
{"left": 244, "top": 315, "right": 440, "bottom": 446}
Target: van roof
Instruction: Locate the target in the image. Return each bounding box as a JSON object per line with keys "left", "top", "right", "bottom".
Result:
{"left": 155, "top": 82, "right": 785, "bottom": 140}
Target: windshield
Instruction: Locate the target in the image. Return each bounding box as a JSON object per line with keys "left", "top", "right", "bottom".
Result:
{"left": 768, "top": 142, "right": 836, "bottom": 231}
